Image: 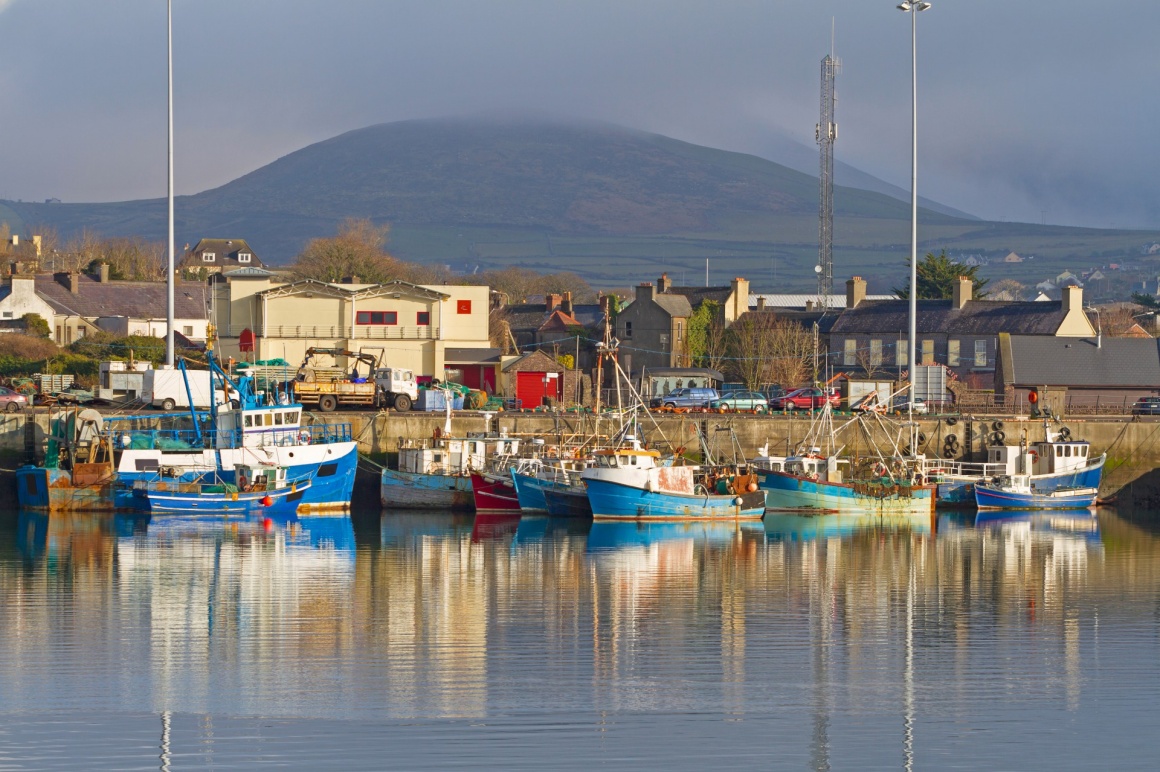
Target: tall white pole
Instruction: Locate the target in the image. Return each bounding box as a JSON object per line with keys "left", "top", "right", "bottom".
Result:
{"left": 906, "top": 3, "right": 918, "bottom": 405}
{"left": 166, "top": 0, "right": 175, "bottom": 367}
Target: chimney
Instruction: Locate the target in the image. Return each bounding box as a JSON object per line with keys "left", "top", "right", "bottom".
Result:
{"left": 846, "top": 276, "right": 866, "bottom": 309}
{"left": 55, "top": 271, "right": 80, "bottom": 294}
{"left": 10, "top": 261, "right": 22, "bottom": 276}
{"left": 730, "top": 278, "right": 749, "bottom": 321}
{"left": 756, "top": 296, "right": 766, "bottom": 311}
{"left": 560, "top": 291, "right": 573, "bottom": 317}
{"left": 98, "top": 263, "right": 110, "bottom": 283}
{"left": 806, "top": 300, "right": 814, "bottom": 311}
{"left": 657, "top": 273, "right": 672, "bottom": 293}
{"left": 31, "top": 235, "right": 41, "bottom": 257}
{"left": 636, "top": 282, "right": 655, "bottom": 304}
{"left": 598, "top": 294, "right": 611, "bottom": 315}
{"left": 951, "top": 274, "right": 969, "bottom": 308}
{"left": 1062, "top": 284, "right": 1083, "bottom": 315}
{"left": 9, "top": 235, "right": 17, "bottom": 247}
{"left": 545, "top": 292, "right": 562, "bottom": 312}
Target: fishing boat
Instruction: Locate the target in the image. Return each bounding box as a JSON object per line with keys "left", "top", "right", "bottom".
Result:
{"left": 974, "top": 474, "right": 1098, "bottom": 510}
{"left": 470, "top": 471, "right": 523, "bottom": 514}
{"left": 921, "top": 421, "right": 1104, "bottom": 508}
{"left": 581, "top": 441, "right": 765, "bottom": 522}
{"left": 131, "top": 463, "right": 312, "bottom": 516}
{"left": 111, "top": 333, "right": 358, "bottom": 514}
{"left": 754, "top": 404, "right": 936, "bottom": 516}
{"left": 16, "top": 409, "right": 118, "bottom": 512}
{"left": 381, "top": 431, "right": 521, "bottom": 510}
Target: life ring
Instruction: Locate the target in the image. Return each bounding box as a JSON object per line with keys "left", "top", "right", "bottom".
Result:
{"left": 1029, "top": 450, "right": 1038, "bottom": 462}
{"left": 872, "top": 462, "right": 887, "bottom": 477}
{"left": 299, "top": 429, "right": 312, "bottom": 444}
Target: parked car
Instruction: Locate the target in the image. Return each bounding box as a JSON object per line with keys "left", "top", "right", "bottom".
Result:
{"left": 650, "top": 387, "right": 720, "bottom": 409}
{"left": 770, "top": 387, "right": 840, "bottom": 411}
{"left": 1132, "top": 396, "right": 1160, "bottom": 416}
{"left": 762, "top": 385, "right": 786, "bottom": 402}
{"left": 710, "top": 390, "right": 769, "bottom": 411}
{"left": 853, "top": 393, "right": 929, "bottom": 415}
{"left": 0, "top": 385, "right": 29, "bottom": 412}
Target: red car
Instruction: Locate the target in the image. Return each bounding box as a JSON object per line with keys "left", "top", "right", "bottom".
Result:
{"left": 770, "top": 387, "right": 840, "bottom": 411}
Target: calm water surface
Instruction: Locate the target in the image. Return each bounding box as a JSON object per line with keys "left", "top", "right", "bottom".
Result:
{"left": 1, "top": 506, "right": 1158, "bottom": 770}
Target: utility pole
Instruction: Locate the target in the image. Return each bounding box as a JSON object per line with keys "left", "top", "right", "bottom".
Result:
{"left": 816, "top": 34, "right": 840, "bottom": 312}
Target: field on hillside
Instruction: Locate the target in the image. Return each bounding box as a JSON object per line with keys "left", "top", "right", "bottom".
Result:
{"left": 388, "top": 214, "right": 1160, "bottom": 298}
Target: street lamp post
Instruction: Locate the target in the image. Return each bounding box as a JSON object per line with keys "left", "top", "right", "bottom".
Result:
{"left": 898, "top": 0, "right": 930, "bottom": 409}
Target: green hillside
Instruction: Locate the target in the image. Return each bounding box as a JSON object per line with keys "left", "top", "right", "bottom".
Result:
{"left": 4, "top": 117, "right": 1160, "bottom": 296}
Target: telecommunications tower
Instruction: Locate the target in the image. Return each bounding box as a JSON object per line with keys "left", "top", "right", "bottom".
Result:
{"left": 816, "top": 47, "right": 840, "bottom": 310}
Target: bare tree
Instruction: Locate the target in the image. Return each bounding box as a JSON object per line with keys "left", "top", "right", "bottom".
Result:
{"left": 725, "top": 314, "right": 773, "bottom": 389}
{"left": 764, "top": 318, "right": 814, "bottom": 388}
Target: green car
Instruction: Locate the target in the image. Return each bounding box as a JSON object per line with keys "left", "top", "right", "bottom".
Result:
{"left": 710, "top": 390, "right": 769, "bottom": 411}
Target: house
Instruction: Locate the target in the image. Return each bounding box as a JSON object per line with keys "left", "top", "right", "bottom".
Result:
{"left": 493, "top": 291, "right": 609, "bottom": 370}
{"left": 499, "top": 348, "right": 587, "bottom": 408}
{"left": 1003, "top": 252, "right": 1024, "bottom": 263}
{"left": 828, "top": 276, "right": 1096, "bottom": 386}
{"left": 207, "top": 269, "right": 494, "bottom": 385}
{"left": 995, "top": 334, "right": 1160, "bottom": 413}
{"left": 0, "top": 265, "right": 207, "bottom": 345}
{"left": 614, "top": 274, "right": 749, "bottom": 375}
{"left": 1055, "top": 270, "right": 1081, "bottom": 287}
{"left": 178, "top": 239, "right": 263, "bottom": 276}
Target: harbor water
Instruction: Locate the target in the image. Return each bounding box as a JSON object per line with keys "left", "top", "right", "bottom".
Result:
{"left": 1, "top": 506, "right": 1159, "bottom": 769}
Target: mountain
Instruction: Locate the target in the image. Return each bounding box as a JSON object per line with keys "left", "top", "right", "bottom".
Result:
{"left": 1, "top": 117, "right": 1157, "bottom": 294}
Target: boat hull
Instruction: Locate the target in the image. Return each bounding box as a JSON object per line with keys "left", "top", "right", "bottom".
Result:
{"left": 116, "top": 442, "right": 358, "bottom": 513}
{"left": 380, "top": 468, "right": 474, "bottom": 510}
{"left": 15, "top": 466, "right": 117, "bottom": 512}
{"left": 758, "top": 470, "right": 936, "bottom": 516}
{"left": 135, "top": 482, "right": 308, "bottom": 517}
{"left": 470, "top": 473, "right": 522, "bottom": 514}
{"left": 542, "top": 486, "right": 593, "bottom": 518}
{"left": 934, "top": 458, "right": 1104, "bottom": 507}
{"left": 974, "top": 485, "right": 1098, "bottom": 510}
{"left": 584, "top": 478, "right": 765, "bottom": 522}
{"left": 510, "top": 470, "right": 550, "bottom": 512}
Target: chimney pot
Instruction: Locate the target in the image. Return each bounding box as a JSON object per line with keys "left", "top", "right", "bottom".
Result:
{"left": 561, "top": 291, "right": 573, "bottom": 317}
{"left": 657, "top": 273, "right": 671, "bottom": 293}
{"left": 98, "top": 263, "right": 109, "bottom": 283}
{"left": 845, "top": 276, "right": 867, "bottom": 309}
{"left": 953, "top": 276, "right": 973, "bottom": 309}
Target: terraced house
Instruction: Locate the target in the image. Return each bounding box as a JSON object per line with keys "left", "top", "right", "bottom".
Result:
{"left": 828, "top": 276, "right": 1095, "bottom": 388}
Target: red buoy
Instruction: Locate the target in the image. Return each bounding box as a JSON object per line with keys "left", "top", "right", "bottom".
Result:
{"left": 261, "top": 495, "right": 273, "bottom": 507}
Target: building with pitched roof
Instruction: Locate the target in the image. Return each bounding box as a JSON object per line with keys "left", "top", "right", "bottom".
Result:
{"left": 208, "top": 269, "right": 493, "bottom": 382}
{"left": 0, "top": 265, "right": 208, "bottom": 344}
{"left": 178, "top": 238, "right": 263, "bottom": 276}
{"left": 828, "top": 276, "right": 1095, "bottom": 385}
{"left": 995, "top": 333, "right": 1160, "bottom": 413}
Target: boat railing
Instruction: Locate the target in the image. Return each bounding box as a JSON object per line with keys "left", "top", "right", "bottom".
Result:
{"left": 918, "top": 458, "right": 1007, "bottom": 477}
{"left": 109, "top": 422, "right": 353, "bottom": 451}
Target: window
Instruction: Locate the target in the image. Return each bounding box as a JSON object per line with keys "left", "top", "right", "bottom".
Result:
{"left": 1, "top": 312, "right": 10, "bottom": 319}
{"left": 182, "top": 325, "right": 193, "bottom": 336}
{"left": 457, "top": 299, "right": 472, "bottom": 314}
{"left": 660, "top": 333, "right": 669, "bottom": 350}
{"left": 624, "top": 321, "right": 633, "bottom": 339}
{"left": 974, "top": 339, "right": 987, "bottom": 367}
{"left": 244, "top": 415, "right": 253, "bottom": 427}
{"left": 844, "top": 339, "right": 856, "bottom": 366}
{"left": 202, "top": 252, "right": 216, "bottom": 262}
{"left": 947, "top": 339, "right": 960, "bottom": 367}
{"left": 356, "top": 311, "right": 397, "bottom": 325}
{"left": 264, "top": 413, "right": 274, "bottom": 427}
{"left": 417, "top": 311, "right": 430, "bottom": 325}
{"left": 237, "top": 252, "right": 252, "bottom": 263}
{"left": 896, "top": 340, "right": 908, "bottom": 365}
{"left": 922, "top": 339, "right": 935, "bottom": 365}
{"left": 676, "top": 322, "right": 683, "bottom": 342}
{"left": 1056, "top": 446, "right": 1063, "bottom": 458}
{"left": 869, "top": 339, "right": 882, "bottom": 367}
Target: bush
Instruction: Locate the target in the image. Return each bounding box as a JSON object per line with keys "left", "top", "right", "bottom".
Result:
{"left": 69, "top": 332, "right": 168, "bottom": 364}
{"left": 21, "top": 313, "right": 51, "bottom": 339}
{"left": 0, "top": 334, "right": 59, "bottom": 360}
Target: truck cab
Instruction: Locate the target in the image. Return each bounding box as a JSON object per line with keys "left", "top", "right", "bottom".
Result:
{"left": 374, "top": 367, "right": 419, "bottom": 411}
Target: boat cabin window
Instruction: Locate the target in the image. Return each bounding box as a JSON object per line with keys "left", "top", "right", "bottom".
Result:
{"left": 433, "top": 453, "right": 442, "bottom": 463}
{"left": 274, "top": 412, "right": 284, "bottom": 426}
{"left": 630, "top": 456, "right": 637, "bottom": 466}
{"left": 1056, "top": 446, "right": 1063, "bottom": 457}
{"left": 1081, "top": 446, "right": 1087, "bottom": 457}
{"left": 244, "top": 415, "right": 253, "bottom": 428}
{"left": 1065, "top": 446, "right": 1072, "bottom": 457}
{"left": 286, "top": 410, "right": 300, "bottom": 424}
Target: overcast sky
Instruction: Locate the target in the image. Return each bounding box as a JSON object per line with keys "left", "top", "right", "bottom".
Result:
{"left": 0, "top": 0, "right": 1156, "bottom": 229}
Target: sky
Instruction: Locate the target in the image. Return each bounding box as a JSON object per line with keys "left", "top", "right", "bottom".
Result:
{"left": 0, "top": 0, "right": 1157, "bottom": 230}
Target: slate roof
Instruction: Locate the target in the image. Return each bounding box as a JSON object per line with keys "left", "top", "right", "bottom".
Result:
{"left": 1001, "top": 335, "right": 1160, "bottom": 387}
{"left": 179, "top": 238, "right": 263, "bottom": 269}
{"left": 750, "top": 293, "right": 893, "bottom": 310}
{"left": 829, "top": 299, "right": 1073, "bottom": 336}
{"left": 33, "top": 275, "right": 207, "bottom": 319}
{"left": 539, "top": 309, "right": 583, "bottom": 333}
{"left": 667, "top": 285, "right": 732, "bottom": 308}
{"left": 735, "top": 309, "right": 842, "bottom": 335}
{"left": 653, "top": 294, "right": 693, "bottom": 318}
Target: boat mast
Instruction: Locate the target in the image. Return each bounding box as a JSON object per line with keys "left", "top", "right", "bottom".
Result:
{"left": 165, "top": 0, "right": 175, "bottom": 367}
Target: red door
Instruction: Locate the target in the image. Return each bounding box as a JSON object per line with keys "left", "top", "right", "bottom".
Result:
{"left": 517, "top": 372, "right": 547, "bottom": 408}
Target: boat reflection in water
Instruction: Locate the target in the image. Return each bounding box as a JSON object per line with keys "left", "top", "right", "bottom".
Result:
{"left": 973, "top": 508, "right": 1100, "bottom": 541}
{"left": 762, "top": 511, "right": 934, "bottom": 542}
{"left": 587, "top": 520, "right": 764, "bottom": 552}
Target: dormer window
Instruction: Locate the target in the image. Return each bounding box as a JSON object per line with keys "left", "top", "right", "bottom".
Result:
{"left": 238, "top": 252, "right": 252, "bottom": 263}
{"left": 202, "top": 252, "right": 216, "bottom": 262}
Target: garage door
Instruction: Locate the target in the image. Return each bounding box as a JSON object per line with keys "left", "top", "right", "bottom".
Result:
{"left": 516, "top": 372, "right": 561, "bottom": 408}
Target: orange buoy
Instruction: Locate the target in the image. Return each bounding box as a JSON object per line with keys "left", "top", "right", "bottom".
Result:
{"left": 261, "top": 495, "right": 273, "bottom": 507}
